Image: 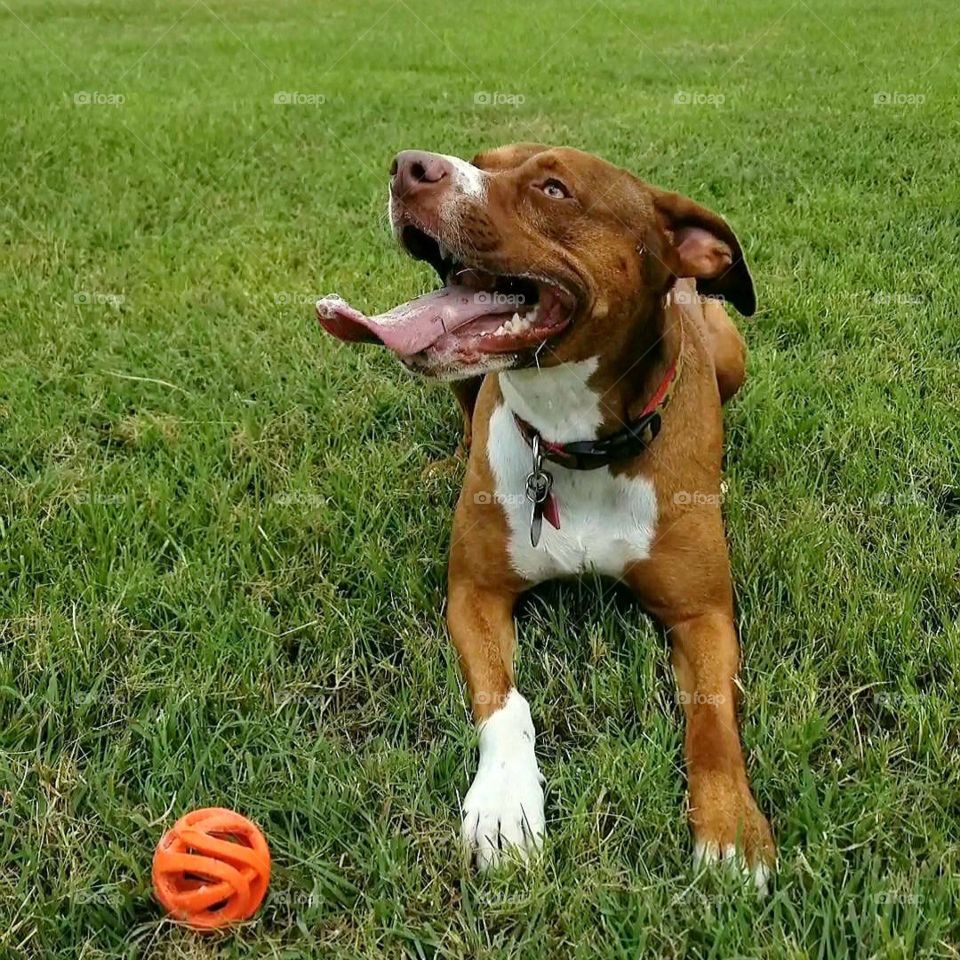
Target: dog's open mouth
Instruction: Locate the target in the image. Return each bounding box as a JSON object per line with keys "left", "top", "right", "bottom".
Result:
{"left": 316, "top": 224, "right": 573, "bottom": 365}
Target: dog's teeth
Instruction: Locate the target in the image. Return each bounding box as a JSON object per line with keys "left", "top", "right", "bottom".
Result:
{"left": 438, "top": 242, "right": 451, "bottom": 261}
{"left": 511, "top": 311, "right": 533, "bottom": 333}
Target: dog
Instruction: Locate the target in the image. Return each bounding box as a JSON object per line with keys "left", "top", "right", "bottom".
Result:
{"left": 317, "top": 144, "right": 775, "bottom": 889}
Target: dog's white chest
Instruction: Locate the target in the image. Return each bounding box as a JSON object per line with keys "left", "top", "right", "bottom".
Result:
{"left": 486, "top": 402, "right": 658, "bottom": 583}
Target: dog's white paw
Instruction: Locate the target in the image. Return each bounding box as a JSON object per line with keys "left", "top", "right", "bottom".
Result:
{"left": 460, "top": 690, "right": 545, "bottom": 870}
{"left": 461, "top": 758, "right": 545, "bottom": 869}
{"left": 693, "top": 840, "right": 772, "bottom": 894}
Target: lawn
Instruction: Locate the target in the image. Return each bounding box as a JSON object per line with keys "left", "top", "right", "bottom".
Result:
{"left": 1, "top": 0, "right": 959, "bottom": 956}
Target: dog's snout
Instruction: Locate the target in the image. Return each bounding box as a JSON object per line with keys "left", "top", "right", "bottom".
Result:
{"left": 391, "top": 150, "right": 453, "bottom": 197}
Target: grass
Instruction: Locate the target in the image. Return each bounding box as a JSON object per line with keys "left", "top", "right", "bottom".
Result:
{"left": 1, "top": 0, "right": 959, "bottom": 955}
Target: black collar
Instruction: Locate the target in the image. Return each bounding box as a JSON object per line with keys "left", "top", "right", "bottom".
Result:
{"left": 514, "top": 409, "right": 663, "bottom": 470}
{"left": 512, "top": 333, "right": 683, "bottom": 471}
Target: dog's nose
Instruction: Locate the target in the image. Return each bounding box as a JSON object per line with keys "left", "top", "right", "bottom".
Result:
{"left": 390, "top": 150, "right": 453, "bottom": 198}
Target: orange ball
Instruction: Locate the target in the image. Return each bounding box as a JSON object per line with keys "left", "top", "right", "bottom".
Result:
{"left": 152, "top": 807, "right": 271, "bottom": 930}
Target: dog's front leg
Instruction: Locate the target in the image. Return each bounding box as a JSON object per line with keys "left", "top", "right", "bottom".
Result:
{"left": 666, "top": 610, "right": 776, "bottom": 889}
{"left": 447, "top": 573, "right": 544, "bottom": 869}
{"left": 628, "top": 527, "right": 776, "bottom": 890}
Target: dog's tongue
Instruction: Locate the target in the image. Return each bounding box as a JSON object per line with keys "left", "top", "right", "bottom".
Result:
{"left": 316, "top": 285, "right": 515, "bottom": 356}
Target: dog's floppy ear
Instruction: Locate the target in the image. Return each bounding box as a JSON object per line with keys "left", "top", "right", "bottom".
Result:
{"left": 650, "top": 188, "right": 756, "bottom": 316}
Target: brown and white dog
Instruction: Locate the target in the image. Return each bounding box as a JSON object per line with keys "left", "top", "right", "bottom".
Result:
{"left": 317, "top": 144, "right": 775, "bottom": 888}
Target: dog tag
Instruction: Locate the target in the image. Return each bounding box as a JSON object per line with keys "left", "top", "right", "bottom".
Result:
{"left": 525, "top": 434, "right": 553, "bottom": 547}
{"left": 526, "top": 472, "right": 553, "bottom": 547}
{"left": 542, "top": 491, "right": 561, "bottom": 530}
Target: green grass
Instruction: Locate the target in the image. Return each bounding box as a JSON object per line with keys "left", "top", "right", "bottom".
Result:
{"left": 2, "top": 0, "right": 959, "bottom": 955}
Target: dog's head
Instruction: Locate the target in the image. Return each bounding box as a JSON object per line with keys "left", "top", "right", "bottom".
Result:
{"left": 317, "top": 144, "right": 754, "bottom": 380}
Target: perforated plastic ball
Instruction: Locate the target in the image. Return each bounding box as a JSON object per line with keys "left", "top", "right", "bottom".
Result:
{"left": 152, "top": 807, "right": 271, "bottom": 929}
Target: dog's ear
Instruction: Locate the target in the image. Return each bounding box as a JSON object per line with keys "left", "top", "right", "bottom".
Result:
{"left": 650, "top": 188, "right": 756, "bottom": 316}
{"left": 471, "top": 143, "right": 550, "bottom": 173}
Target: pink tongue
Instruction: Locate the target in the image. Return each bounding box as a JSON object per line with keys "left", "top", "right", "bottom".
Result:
{"left": 315, "top": 285, "right": 517, "bottom": 356}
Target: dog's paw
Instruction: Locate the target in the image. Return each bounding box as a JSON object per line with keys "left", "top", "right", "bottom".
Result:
{"left": 461, "top": 759, "right": 544, "bottom": 870}
{"left": 693, "top": 839, "right": 773, "bottom": 894}
{"left": 690, "top": 776, "right": 776, "bottom": 894}
{"left": 460, "top": 690, "right": 545, "bottom": 871}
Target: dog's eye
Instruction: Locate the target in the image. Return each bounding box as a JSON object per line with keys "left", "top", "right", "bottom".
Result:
{"left": 541, "top": 179, "right": 570, "bottom": 200}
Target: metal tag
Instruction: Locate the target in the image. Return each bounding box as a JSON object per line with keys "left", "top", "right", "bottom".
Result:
{"left": 524, "top": 435, "right": 553, "bottom": 547}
